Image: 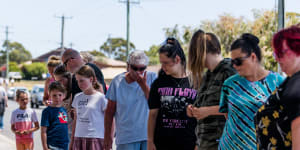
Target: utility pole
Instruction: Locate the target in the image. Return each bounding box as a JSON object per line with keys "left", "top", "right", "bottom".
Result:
{"left": 119, "top": 0, "right": 140, "bottom": 58}
{"left": 55, "top": 15, "right": 72, "bottom": 50}
{"left": 277, "top": 0, "right": 285, "bottom": 74}
{"left": 278, "top": 0, "right": 285, "bottom": 31}
{"left": 108, "top": 34, "right": 112, "bottom": 58}
{"left": 69, "top": 42, "right": 74, "bottom": 48}
{"left": 4, "top": 26, "right": 11, "bottom": 80}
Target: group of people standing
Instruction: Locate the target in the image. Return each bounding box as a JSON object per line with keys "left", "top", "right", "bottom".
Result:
{"left": 10, "top": 49, "right": 107, "bottom": 150}
{"left": 8, "top": 24, "right": 300, "bottom": 150}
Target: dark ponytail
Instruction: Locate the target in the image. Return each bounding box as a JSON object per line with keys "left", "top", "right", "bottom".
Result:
{"left": 230, "top": 33, "right": 262, "bottom": 62}
{"left": 159, "top": 37, "right": 187, "bottom": 72}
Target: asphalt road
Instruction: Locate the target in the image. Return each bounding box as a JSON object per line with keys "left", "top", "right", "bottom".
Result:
{"left": 2, "top": 99, "right": 45, "bottom": 149}
{"left": 2, "top": 99, "right": 117, "bottom": 150}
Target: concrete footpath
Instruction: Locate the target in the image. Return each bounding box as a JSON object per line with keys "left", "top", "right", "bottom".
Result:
{"left": 0, "top": 133, "right": 15, "bottom": 149}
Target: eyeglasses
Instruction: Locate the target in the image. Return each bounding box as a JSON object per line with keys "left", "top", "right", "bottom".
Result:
{"left": 130, "top": 65, "right": 147, "bottom": 71}
{"left": 231, "top": 55, "right": 250, "bottom": 66}
{"left": 63, "top": 57, "right": 74, "bottom": 67}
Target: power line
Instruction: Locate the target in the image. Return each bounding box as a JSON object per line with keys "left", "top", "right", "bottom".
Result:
{"left": 55, "top": 15, "right": 73, "bottom": 49}
{"left": 119, "top": 0, "right": 140, "bottom": 58}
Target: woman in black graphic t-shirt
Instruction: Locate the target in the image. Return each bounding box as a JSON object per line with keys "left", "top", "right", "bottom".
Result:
{"left": 148, "top": 37, "right": 197, "bottom": 150}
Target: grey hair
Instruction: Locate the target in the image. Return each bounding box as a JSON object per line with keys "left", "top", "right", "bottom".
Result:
{"left": 80, "top": 51, "right": 94, "bottom": 63}
{"left": 127, "top": 50, "right": 149, "bottom": 66}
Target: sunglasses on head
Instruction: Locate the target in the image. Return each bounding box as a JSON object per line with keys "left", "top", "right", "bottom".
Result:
{"left": 231, "top": 55, "right": 250, "bottom": 66}
{"left": 130, "top": 65, "right": 147, "bottom": 71}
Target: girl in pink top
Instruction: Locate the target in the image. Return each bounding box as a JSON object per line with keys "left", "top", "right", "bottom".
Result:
{"left": 11, "top": 90, "right": 40, "bottom": 150}
{"left": 43, "top": 55, "right": 61, "bottom": 106}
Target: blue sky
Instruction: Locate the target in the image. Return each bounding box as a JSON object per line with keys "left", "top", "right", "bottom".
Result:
{"left": 0, "top": 0, "right": 299, "bottom": 58}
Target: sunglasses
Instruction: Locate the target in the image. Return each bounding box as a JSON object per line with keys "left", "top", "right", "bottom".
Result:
{"left": 231, "top": 55, "right": 250, "bottom": 66}
{"left": 63, "top": 57, "right": 74, "bottom": 67}
{"left": 130, "top": 65, "right": 147, "bottom": 71}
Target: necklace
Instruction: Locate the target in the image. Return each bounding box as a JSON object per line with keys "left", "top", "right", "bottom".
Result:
{"left": 171, "top": 77, "right": 186, "bottom": 88}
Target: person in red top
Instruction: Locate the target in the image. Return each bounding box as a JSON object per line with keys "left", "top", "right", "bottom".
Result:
{"left": 43, "top": 55, "right": 61, "bottom": 106}
{"left": 11, "top": 90, "right": 39, "bottom": 150}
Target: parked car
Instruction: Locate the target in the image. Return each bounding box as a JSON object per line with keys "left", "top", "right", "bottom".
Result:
{"left": 7, "top": 87, "right": 15, "bottom": 99}
{"left": 7, "top": 87, "right": 30, "bottom": 101}
{"left": 30, "top": 84, "right": 44, "bottom": 108}
{"left": 8, "top": 72, "right": 22, "bottom": 81}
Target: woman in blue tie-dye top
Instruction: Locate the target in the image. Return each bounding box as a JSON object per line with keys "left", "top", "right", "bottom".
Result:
{"left": 218, "top": 33, "right": 285, "bottom": 150}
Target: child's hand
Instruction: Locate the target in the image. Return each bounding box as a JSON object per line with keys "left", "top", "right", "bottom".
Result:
{"left": 16, "top": 130, "right": 25, "bottom": 135}
{"left": 23, "top": 130, "right": 31, "bottom": 135}
{"left": 43, "top": 99, "right": 52, "bottom": 106}
{"left": 15, "top": 130, "right": 22, "bottom": 135}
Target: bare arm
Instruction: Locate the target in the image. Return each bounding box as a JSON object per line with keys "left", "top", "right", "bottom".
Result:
{"left": 69, "top": 109, "right": 77, "bottom": 150}
{"left": 25, "top": 122, "right": 39, "bottom": 134}
{"left": 140, "top": 83, "right": 150, "bottom": 100}
{"left": 192, "top": 105, "right": 225, "bottom": 120}
{"left": 43, "top": 78, "right": 50, "bottom": 105}
{"left": 98, "top": 84, "right": 104, "bottom": 94}
{"left": 41, "top": 126, "right": 50, "bottom": 150}
{"left": 104, "top": 100, "right": 116, "bottom": 150}
{"left": 291, "top": 116, "right": 300, "bottom": 150}
{"left": 11, "top": 124, "right": 20, "bottom": 135}
{"left": 147, "top": 109, "right": 159, "bottom": 150}
{"left": 224, "top": 113, "right": 228, "bottom": 119}
{"left": 136, "top": 71, "right": 150, "bottom": 99}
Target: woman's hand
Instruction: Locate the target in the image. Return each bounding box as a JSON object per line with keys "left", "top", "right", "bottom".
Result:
{"left": 191, "top": 107, "right": 210, "bottom": 120}
{"left": 186, "top": 105, "right": 194, "bottom": 117}
{"left": 147, "top": 140, "right": 157, "bottom": 150}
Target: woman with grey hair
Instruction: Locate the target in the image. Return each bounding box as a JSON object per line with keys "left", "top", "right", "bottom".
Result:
{"left": 104, "top": 50, "right": 157, "bottom": 150}
{"left": 80, "top": 51, "right": 94, "bottom": 63}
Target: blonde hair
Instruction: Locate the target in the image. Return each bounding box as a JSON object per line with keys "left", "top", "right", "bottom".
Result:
{"left": 76, "top": 65, "right": 102, "bottom": 90}
{"left": 188, "top": 30, "right": 221, "bottom": 89}
{"left": 47, "top": 55, "right": 61, "bottom": 67}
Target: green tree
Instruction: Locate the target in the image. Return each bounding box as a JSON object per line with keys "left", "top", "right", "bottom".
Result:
{"left": 160, "top": 10, "right": 300, "bottom": 71}
{"left": 163, "top": 25, "right": 195, "bottom": 52}
{"left": 250, "top": 10, "right": 278, "bottom": 71}
{"left": 9, "top": 62, "right": 21, "bottom": 72}
{"left": 201, "top": 14, "right": 250, "bottom": 57}
{"left": 0, "top": 41, "right": 32, "bottom": 64}
{"left": 100, "top": 37, "right": 135, "bottom": 61}
{"left": 250, "top": 10, "right": 300, "bottom": 71}
{"left": 145, "top": 45, "right": 160, "bottom": 65}
{"left": 163, "top": 24, "right": 182, "bottom": 43}
{"left": 89, "top": 50, "right": 106, "bottom": 57}
{"left": 22, "top": 62, "right": 47, "bottom": 80}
